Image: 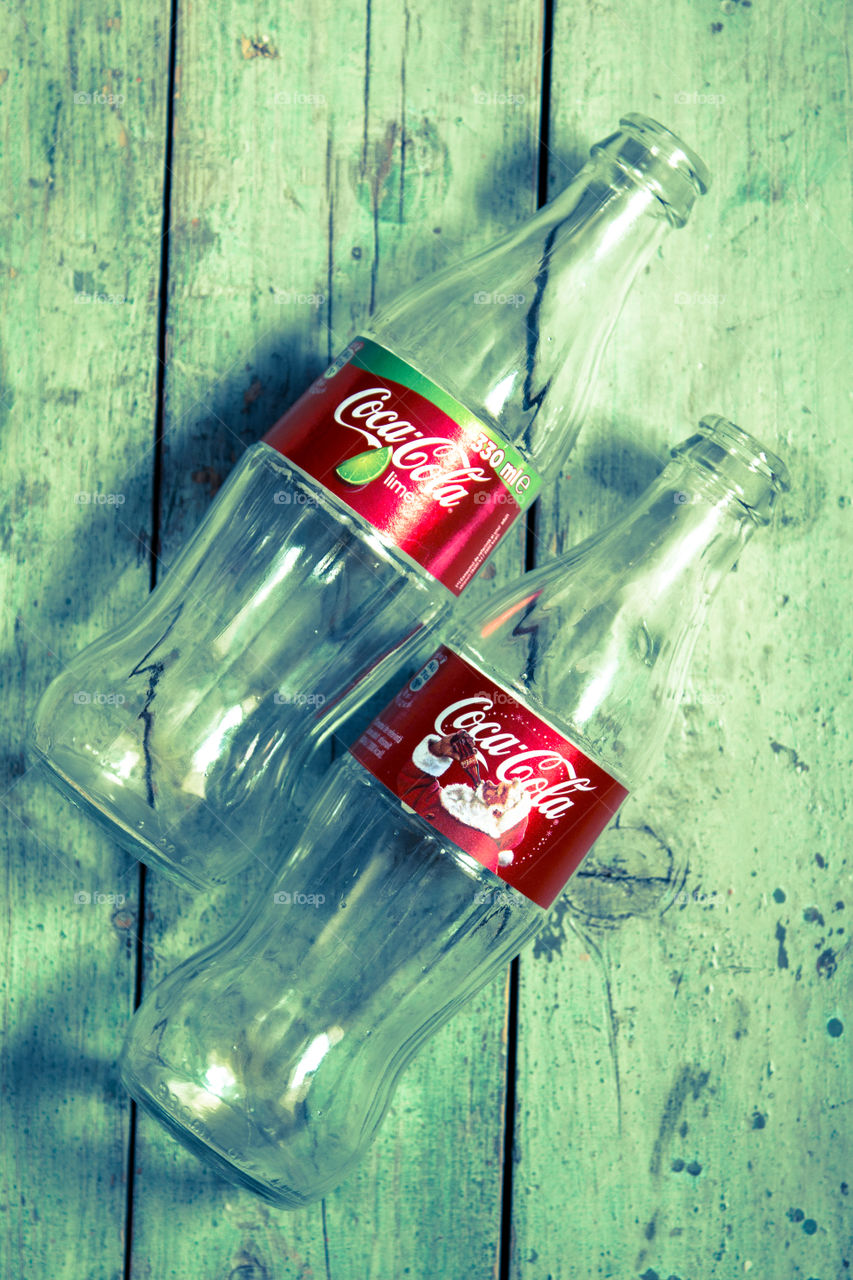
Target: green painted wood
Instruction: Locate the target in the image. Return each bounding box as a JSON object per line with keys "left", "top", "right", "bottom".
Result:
{"left": 4, "top": 1, "right": 849, "bottom": 1276}
{"left": 0, "top": 2, "right": 170, "bottom": 1275}
{"left": 511, "top": 3, "right": 852, "bottom": 1278}
{"left": 127, "top": 2, "right": 542, "bottom": 1277}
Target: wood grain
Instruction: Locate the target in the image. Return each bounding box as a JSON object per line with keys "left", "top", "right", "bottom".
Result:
{"left": 0, "top": 1, "right": 169, "bottom": 1275}
{"left": 512, "top": 1, "right": 853, "bottom": 1277}
{"left": 2, "top": 0, "right": 849, "bottom": 1276}
{"left": 127, "top": 3, "right": 542, "bottom": 1277}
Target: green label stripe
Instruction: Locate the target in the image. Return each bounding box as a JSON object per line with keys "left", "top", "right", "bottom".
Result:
{"left": 348, "top": 336, "right": 542, "bottom": 511}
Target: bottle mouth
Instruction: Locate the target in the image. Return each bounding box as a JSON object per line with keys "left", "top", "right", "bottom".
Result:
{"left": 591, "top": 113, "right": 711, "bottom": 227}
{"left": 673, "top": 414, "right": 791, "bottom": 524}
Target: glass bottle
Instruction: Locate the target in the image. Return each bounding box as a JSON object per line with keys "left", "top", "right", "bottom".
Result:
{"left": 120, "top": 415, "right": 789, "bottom": 1204}
{"left": 30, "top": 115, "right": 709, "bottom": 889}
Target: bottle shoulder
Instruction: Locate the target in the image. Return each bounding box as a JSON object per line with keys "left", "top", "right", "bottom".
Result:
{"left": 250, "top": 442, "right": 450, "bottom": 604}
{"left": 452, "top": 640, "right": 633, "bottom": 791}
{"left": 331, "top": 752, "right": 547, "bottom": 920}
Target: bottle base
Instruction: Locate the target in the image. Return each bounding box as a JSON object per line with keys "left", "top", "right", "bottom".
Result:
{"left": 122, "top": 1060, "right": 318, "bottom": 1209}
{"left": 29, "top": 741, "right": 214, "bottom": 891}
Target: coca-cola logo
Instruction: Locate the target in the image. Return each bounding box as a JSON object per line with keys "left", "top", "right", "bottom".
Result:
{"left": 434, "top": 696, "right": 596, "bottom": 819}
{"left": 334, "top": 387, "right": 491, "bottom": 510}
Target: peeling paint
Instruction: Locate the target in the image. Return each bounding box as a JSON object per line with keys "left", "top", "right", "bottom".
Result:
{"left": 775, "top": 921, "right": 789, "bottom": 969}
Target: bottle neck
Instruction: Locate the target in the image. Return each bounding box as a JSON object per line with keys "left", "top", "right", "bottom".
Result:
{"left": 590, "top": 112, "right": 709, "bottom": 230}
{"left": 507, "top": 166, "right": 670, "bottom": 472}
{"left": 366, "top": 116, "right": 708, "bottom": 480}
{"left": 535, "top": 415, "right": 787, "bottom": 643}
{"left": 573, "top": 455, "right": 758, "bottom": 670}
{"left": 462, "top": 418, "right": 787, "bottom": 786}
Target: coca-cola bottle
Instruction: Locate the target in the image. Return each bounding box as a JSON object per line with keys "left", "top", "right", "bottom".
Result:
{"left": 119, "top": 415, "right": 789, "bottom": 1205}
{"left": 30, "top": 114, "right": 709, "bottom": 889}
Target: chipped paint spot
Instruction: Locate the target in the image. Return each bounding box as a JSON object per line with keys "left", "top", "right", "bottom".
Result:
{"left": 187, "top": 217, "right": 219, "bottom": 254}
{"left": 650, "top": 1065, "right": 711, "bottom": 1175}
{"left": 242, "top": 377, "right": 264, "bottom": 412}
{"left": 191, "top": 466, "right": 223, "bottom": 498}
{"left": 112, "top": 906, "right": 137, "bottom": 931}
{"left": 280, "top": 183, "right": 304, "bottom": 213}
{"left": 775, "top": 921, "right": 789, "bottom": 969}
{"left": 355, "top": 117, "right": 450, "bottom": 228}
{"left": 239, "top": 34, "right": 278, "bottom": 59}
{"left": 769, "top": 740, "right": 809, "bottom": 772}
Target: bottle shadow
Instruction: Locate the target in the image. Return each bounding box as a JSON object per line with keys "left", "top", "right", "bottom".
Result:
{"left": 530, "top": 416, "right": 665, "bottom": 562}
{"left": 8, "top": 121, "right": 639, "bottom": 685}
{"left": 577, "top": 417, "right": 665, "bottom": 498}
{"left": 5, "top": 326, "right": 330, "bottom": 679}
{"left": 2, "top": 1041, "right": 223, "bottom": 1215}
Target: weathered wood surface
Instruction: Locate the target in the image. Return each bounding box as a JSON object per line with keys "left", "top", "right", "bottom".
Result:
{"left": 130, "top": 2, "right": 540, "bottom": 1278}
{"left": 1, "top": 1, "right": 849, "bottom": 1278}
{"left": 0, "top": 1, "right": 169, "bottom": 1276}
{"left": 515, "top": 3, "right": 852, "bottom": 1277}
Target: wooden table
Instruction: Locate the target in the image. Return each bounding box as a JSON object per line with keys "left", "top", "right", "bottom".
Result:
{"left": 2, "top": 1, "right": 849, "bottom": 1276}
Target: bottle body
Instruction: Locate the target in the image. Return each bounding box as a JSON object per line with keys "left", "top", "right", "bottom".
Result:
{"left": 121, "top": 752, "right": 544, "bottom": 1204}
{"left": 29, "top": 445, "right": 445, "bottom": 886}
{"left": 31, "top": 115, "right": 710, "bottom": 888}
{"left": 121, "top": 417, "right": 789, "bottom": 1204}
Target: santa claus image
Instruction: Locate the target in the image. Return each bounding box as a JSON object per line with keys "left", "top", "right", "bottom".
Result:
{"left": 397, "top": 729, "right": 531, "bottom": 873}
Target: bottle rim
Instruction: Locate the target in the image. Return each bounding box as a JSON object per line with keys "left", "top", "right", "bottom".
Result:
{"left": 619, "top": 113, "right": 711, "bottom": 195}
{"left": 591, "top": 113, "right": 711, "bottom": 226}
{"left": 672, "top": 414, "right": 791, "bottom": 524}
{"left": 694, "top": 414, "right": 790, "bottom": 489}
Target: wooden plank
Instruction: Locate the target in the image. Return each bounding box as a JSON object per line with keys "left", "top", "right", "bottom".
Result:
{"left": 512, "top": 1, "right": 852, "bottom": 1277}
{"left": 0, "top": 2, "right": 169, "bottom": 1275}
{"left": 127, "top": 1, "right": 542, "bottom": 1275}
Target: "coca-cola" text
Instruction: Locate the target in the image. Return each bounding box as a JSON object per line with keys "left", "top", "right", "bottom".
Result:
{"left": 334, "top": 387, "right": 492, "bottom": 509}
{"left": 434, "top": 696, "right": 596, "bottom": 818}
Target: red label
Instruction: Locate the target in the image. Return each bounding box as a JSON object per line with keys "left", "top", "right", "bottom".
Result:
{"left": 349, "top": 647, "right": 629, "bottom": 909}
{"left": 263, "top": 339, "right": 541, "bottom": 596}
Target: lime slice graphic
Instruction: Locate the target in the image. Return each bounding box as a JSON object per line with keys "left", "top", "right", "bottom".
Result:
{"left": 335, "top": 446, "right": 393, "bottom": 486}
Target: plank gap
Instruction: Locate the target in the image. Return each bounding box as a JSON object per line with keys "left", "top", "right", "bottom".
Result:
{"left": 498, "top": 955, "right": 521, "bottom": 1280}
{"left": 501, "top": 2, "right": 555, "bottom": 1274}
{"left": 124, "top": 0, "right": 180, "bottom": 1277}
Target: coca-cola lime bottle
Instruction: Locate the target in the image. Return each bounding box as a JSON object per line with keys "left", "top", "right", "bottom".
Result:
{"left": 30, "top": 115, "right": 709, "bottom": 889}
{"left": 119, "top": 415, "right": 789, "bottom": 1205}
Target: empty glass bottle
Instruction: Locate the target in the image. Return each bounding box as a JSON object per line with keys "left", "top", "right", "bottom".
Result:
{"left": 120, "top": 415, "right": 788, "bottom": 1205}
{"left": 30, "top": 114, "right": 709, "bottom": 888}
